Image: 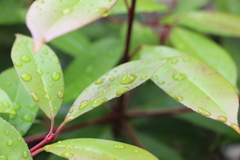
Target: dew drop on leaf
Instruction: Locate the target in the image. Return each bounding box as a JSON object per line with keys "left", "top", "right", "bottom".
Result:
{"left": 92, "top": 98, "right": 107, "bottom": 108}
{"left": 172, "top": 73, "right": 187, "bottom": 81}
{"left": 113, "top": 143, "right": 126, "bottom": 149}
{"left": 61, "top": 152, "right": 74, "bottom": 158}
{"left": 21, "top": 114, "right": 33, "bottom": 122}
{"left": 1, "top": 102, "right": 10, "bottom": 107}
{"left": 51, "top": 72, "right": 61, "bottom": 81}
{"left": 120, "top": 74, "right": 137, "bottom": 84}
{"left": 31, "top": 93, "right": 39, "bottom": 102}
{"left": 116, "top": 87, "right": 130, "bottom": 97}
{"left": 7, "top": 140, "right": 14, "bottom": 146}
{"left": 17, "top": 137, "right": 22, "bottom": 141}
{"left": 57, "top": 90, "right": 64, "bottom": 99}
{"left": 170, "top": 59, "right": 179, "bottom": 64}
{"left": 22, "top": 151, "right": 28, "bottom": 158}
{"left": 20, "top": 73, "right": 32, "bottom": 82}
{"left": 157, "top": 81, "right": 165, "bottom": 85}
{"left": 217, "top": 116, "right": 227, "bottom": 123}
{"left": 230, "top": 123, "right": 240, "bottom": 133}
{"left": 197, "top": 107, "right": 211, "bottom": 116}
{"left": 45, "top": 94, "right": 51, "bottom": 101}
{"left": 95, "top": 78, "right": 105, "bottom": 85}
{"left": 173, "top": 95, "right": 184, "bottom": 101}
{"left": 105, "top": 0, "right": 112, "bottom": 2}
{"left": 14, "top": 62, "right": 23, "bottom": 67}
{"left": 37, "top": 69, "right": 43, "bottom": 76}
{"left": 78, "top": 100, "right": 90, "bottom": 110}
{"left": 65, "top": 145, "right": 74, "bottom": 149}
{"left": 20, "top": 55, "right": 31, "bottom": 62}
{"left": 109, "top": 77, "right": 115, "bottom": 81}
{"left": 152, "top": 75, "right": 158, "bottom": 81}
{"left": 62, "top": 8, "right": 73, "bottom": 15}
{"left": 14, "top": 103, "right": 21, "bottom": 110}
{"left": 140, "top": 76, "right": 147, "bottom": 80}
{"left": 5, "top": 131, "right": 9, "bottom": 135}
{"left": 0, "top": 155, "right": 7, "bottom": 160}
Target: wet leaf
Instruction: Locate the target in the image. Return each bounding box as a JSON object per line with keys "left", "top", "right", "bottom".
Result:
{"left": 0, "top": 88, "right": 15, "bottom": 115}
{"left": 43, "top": 138, "right": 158, "bottom": 160}
{"left": 0, "top": 117, "right": 32, "bottom": 160}
{"left": 63, "top": 37, "right": 123, "bottom": 104}
{"left": 26, "top": 0, "right": 118, "bottom": 51}
{"left": 110, "top": 0, "right": 167, "bottom": 14}
{"left": 169, "top": 27, "right": 237, "bottom": 86}
{"left": 170, "top": 11, "right": 240, "bottom": 37}
{"left": 0, "top": 68, "right": 39, "bottom": 136}
{"left": 139, "top": 45, "right": 240, "bottom": 133}
{"left": 64, "top": 59, "right": 167, "bottom": 122}
{"left": 11, "top": 34, "right": 64, "bottom": 119}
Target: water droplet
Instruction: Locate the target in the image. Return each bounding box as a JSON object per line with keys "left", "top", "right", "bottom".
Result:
{"left": 5, "top": 131, "right": 9, "bottom": 135}
{"left": 61, "top": 152, "right": 74, "bottom": 158}
{"left": 116, "top": 87, "right": 130, "bottom": 97}
{"left": 69, "top": 108, "right": 74, "bottom": 113}
{"left": 95, "top": 7, "right": 109, "bottom": 13}
{"left": 6, "top": 82, "right": 12, "bottom": 86}
{"left": 43, "top": 87, "right": 48, "bottom": 93}
{"left": 9, "top": 114, "right": 16, "bottom": 120}
{"left": 86, "top": 3, "right": 94, "bottom": 6}
{"left": 230, "top": 123, "right": 240, "bottom": 133}
{"left": 45, "top": 94, "right": 51, "bottom": 101}
{"left": 95, "top": 78, "right": 105, "bottom": 85}
{"left": 217, "top": 116, "right": 227, "bottom": 123}
{"left": 31, "top": 93, "right": 39, "bottom": 102}
{"left": 173, "top": 95, "right": 183, "bottom": 101}
{"left": 22, "top": 114, "right": 33, "bottom": 122}
{"left": 197, "top": 107, "right": 211, "bottom": 116}
{"left": 14, "top": 62, "right": 22, "bottom": 67}
{"left": 70, "top": 140, "right": 76, "bottom": 144}
{"left": 1, "top": 102, "right": 10, "bottom": 107}
{"left": 140, "top": 76, "right": 147, "bottom": 80}
{"left": 28, "top": 103, "right": 36, "bottom": 109}
{"left": 152, "top": 75, "right": 158, "bottom": 81}
{"left": 120, "top": 74, "right": 137, "bottom": 84}
{"left": 22, "top": 151, "right": 28, "bottom": 158}
{"left": 17, "top": 137, "right": 22, "bottom": 141}
{"left": 92, "top": 98, "right": 107, "bottom": 108}
{"left": 172, "top": 73, "right": 187, "bottom": 81}
{"left": 109, "top": 77, "right": 115, "bottom": 81}
{"left": 37, "top": 69, "right": 43, "bottom": 76}
{"left": 78, "top": 100, "right": 90, "bottom": 110}
{"left": 49, "top": 84, "right": 53, "bottom": 88}
{"left": 63, "top": 8, "right": 73, "bottom": 15}
{"left": 114, "top": 144, "right": 126, "bottom": 149}
{"left": 20, "top": 55, "right": 31, "bottom": 62}
{"left": 20, "top": 73, "right": 32, "bottom": 82}
{"left": 57, "top": 90, "right": 64, "bottom": 99}
{"left": 105, "top": 0, "right": 112, "bottom": 2}
{"left": 65, "top": 145, "right": 74, "bottom": 149}
{"left": 43, "top": 49, "right": 48, "bottom": 54}
{"left": 51, "top": 72, "right": 61, "bottom": 81}
{"left": 7, "top": 140, "right": 14, "bottom": 146}
{"left": 157, "top": 81, "right": 165, "bottom": 85}
{"left": 134, "top": 150, "right": 139, "bottom": 153}
{"left": 0, "top": 155, "right": 7, "bottom": 160}
{"left": 170, "top": 59, "right": 178, "bottom": 64}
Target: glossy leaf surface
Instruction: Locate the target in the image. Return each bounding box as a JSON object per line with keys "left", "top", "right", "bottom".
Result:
{"left": 11, "top": 34, "right": 64, "bottom": 119}
{"left": 0, "top": 68, "right": 39, "bottom": 135}
{"left": 110, "top": 0, "right": 167, "bottom": 14}
{"left": 44, "top": 138, "right": 158, "bottom": 160}
{"left": 0, "top": 117, "right": 32, "bottom": 160}
{"left": 171, "top": 11, "right": 240, "bottom": 37}
{"left": 65, "top": 59, "right": 167, "bottom": 122}
{"left": 63, "top": 37, "right": 123, "bottom": 104}
{"left": 26, "top": 0, "right": 118, "bottom": 50}
{"left": 139, "top": 46, "right": 240, "bottom": 133}
{"left": 169, "top": 27, "right": 237, "bottom": 86}
{"left": 0, "top": 88, "right": 15, "bottom": 114}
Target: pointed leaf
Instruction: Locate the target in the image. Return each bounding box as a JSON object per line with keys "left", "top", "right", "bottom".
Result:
{"left": 26, "top": 0, "right": 118, "bottom": 50}
{"left": 0, "top": 88, "right": 15, "bottom": 114}
{"left": 0, "top": 117, "right": 32, "bottom": 160}
{"left": 170, "top": 11, "right": 240, "bottom": 37}
{"left": 110, "top": 0, "right": 167, "bottom": 15}
{"left": 11, "top": 34, "right": 64, "bottom": 119}
{"left": 169, "top": 27, "right": 237, "bottom": 86}
{"left": 65, "top": 59, "right": 167, "bottom": 122}
{"left": 172, "top": 0, "right": 209, "bottom": 14}
{"left": 0, "top": 68, "right": 39, "bottom": 136}
{"left": 43, "top": 138, "right": 158, "bottom": 160}
{"left": 139, "top": 46, "right": 240, "bottom": 133}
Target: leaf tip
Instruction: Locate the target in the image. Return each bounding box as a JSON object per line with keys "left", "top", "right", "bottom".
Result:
{"left": 230, "top": 123, "right": 240, "bottom": 134}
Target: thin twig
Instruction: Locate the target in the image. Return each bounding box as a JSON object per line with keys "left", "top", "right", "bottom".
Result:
{"left": 31, "top": 148, "right": 44, "bottom": 157}
{"left": 126, "top": 107, "right": 192, "bottom": 118}
{"left": 121, "top": 119, "right": 145, "bottom": 149}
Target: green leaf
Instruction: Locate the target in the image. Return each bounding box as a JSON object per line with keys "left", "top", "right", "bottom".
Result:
{"left": 63, "top": 37, "right": 123, "bottom": 104}
{"left": 26, "top": 0, "right": 118, "bottom": 50}
{"left": 64, "top": 59, "right": 167, "bottom": 122}
{"left": 110, "top": 0, "right": 167, "bottom": 14}
{"left": 139, "top": 46, "right": 240, "bottom": 133}
{"left": 170, "top": 11, "right": 240, "bottom": 37}
{"left": 43, "top": 138, "right": 158, "bottom": 160}
{"left": 0, "top": 68, "right": 39, "bottom": 136}
{"left": 0, "top": 88, "right": 15, "bottom": 114}
{"left": 0, "top": 117, "right": 32, "bottom": 160}
{"left": 11, "top": 34, "right": 64, "bottom": 119}
{"left": 172, "top": 0, "right": 209, "bottom": 14}
{"left": 213, "top": 0, "right": 240, "bottom": 16}
{"left": 169, "top": 27, "right": 237, "bottom": 86}
{"left": 50, "top": 30, "right": 90, "bottom": 57}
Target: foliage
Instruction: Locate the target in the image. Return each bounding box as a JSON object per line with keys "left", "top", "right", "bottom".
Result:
{"left": 0, "top": 0, "right": 240, "bottom": 160}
